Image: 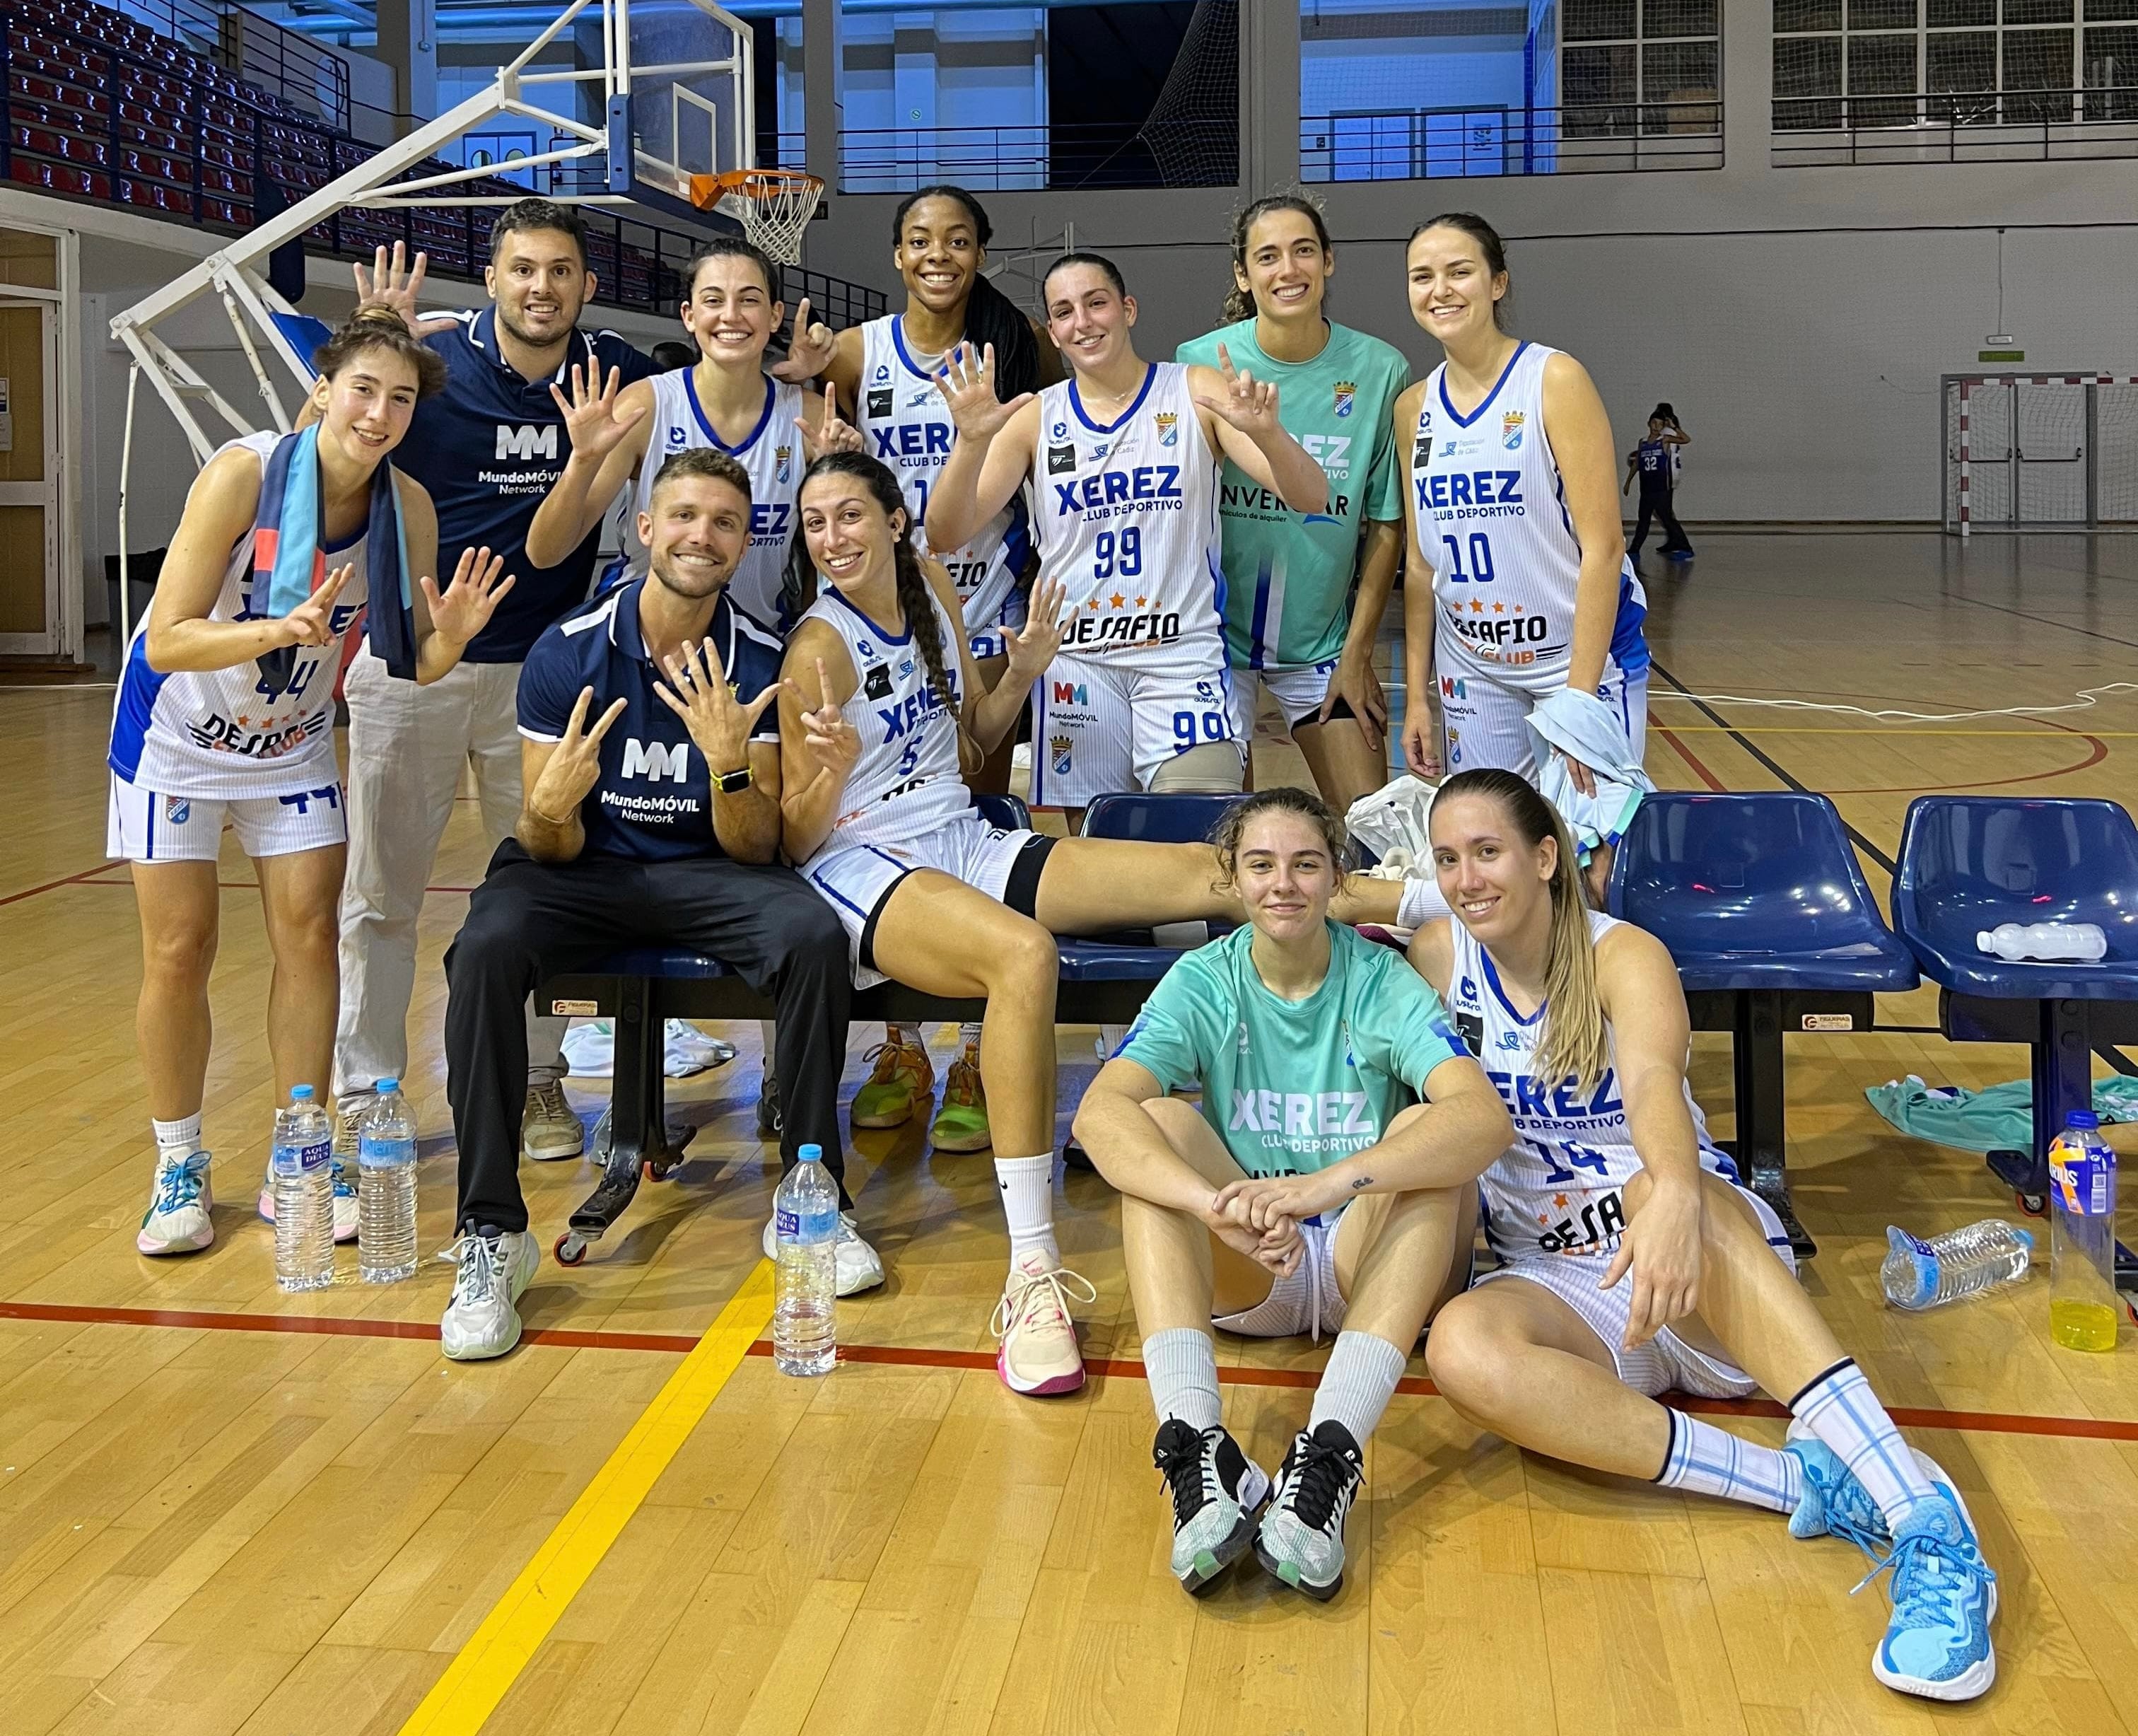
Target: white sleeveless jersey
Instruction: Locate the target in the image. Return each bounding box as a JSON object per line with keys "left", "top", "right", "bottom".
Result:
{"left": 1036, "top": 362, "right": 1225, "bottom": 671}
{"left": 797, "top": 582, "right": 974, "bottom": 858}
{"left": 1444, "top": 910, "right": 1737, "bottom": 1265}
{"left": 857, "top": 316, "right": 1032, "bottom": 651}
{"left": 109, "top": 431, "right": 370, "bottom": 800}
{"left": 623, "top": 369, "right": 805, "bottom": 631}
{"left": 1408, "top": 342, "right": 1647, "bottom": 692}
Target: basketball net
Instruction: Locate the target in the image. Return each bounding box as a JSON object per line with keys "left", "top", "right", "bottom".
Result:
{"left": 689, "top": 168, "right": 824, "bottom": 265}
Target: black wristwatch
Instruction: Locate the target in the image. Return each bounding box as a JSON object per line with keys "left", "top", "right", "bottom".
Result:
{"left": 711, "top": 764, "right": 754, "bottom": 794}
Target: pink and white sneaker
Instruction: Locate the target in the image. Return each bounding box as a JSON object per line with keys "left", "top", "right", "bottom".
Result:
{"left": 992, "top": 1252, "right": 1097, "bottom": 1397}
{"left": 139, "top": 1149, "right": 214, "bottom": 1256}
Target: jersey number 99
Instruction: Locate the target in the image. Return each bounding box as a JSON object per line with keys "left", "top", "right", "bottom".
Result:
{"left": 1094, "top": 527, "right": 1142, "bottom": 581}
{"left": 1172, "top": 708, "right": 1228, "bottom": 752}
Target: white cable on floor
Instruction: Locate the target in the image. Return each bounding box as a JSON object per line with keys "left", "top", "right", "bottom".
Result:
{"left": 1651, "top": 682, "right": 2138, "bottom": 725}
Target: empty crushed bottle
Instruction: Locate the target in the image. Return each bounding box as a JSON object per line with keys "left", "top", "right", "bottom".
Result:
{"left": 1975, "top": 921, "right": 2108, "bottom": 963}
{"left": 1881, "top": 1218, "right": 2033, "bottom": 1310}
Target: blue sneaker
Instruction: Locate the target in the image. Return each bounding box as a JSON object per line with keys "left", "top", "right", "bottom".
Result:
{"left": 1782, "top": 1418, "right": 1950, "bottom": 1550}
{"left": 1665, "top": 547, "right": 1695, "bottom": 561}
{"left": 1863, "top": 1492, "right": 1998, "bottom": 1701}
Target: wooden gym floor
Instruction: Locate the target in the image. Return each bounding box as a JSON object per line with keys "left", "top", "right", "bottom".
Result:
{"left": 2, "top": 530, "right": 2135, "bottom": 1735}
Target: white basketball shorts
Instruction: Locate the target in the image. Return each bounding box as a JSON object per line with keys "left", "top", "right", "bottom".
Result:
{"left": 106, "top": 772, "right": 349, "bottom": 864}
{"left": 1029, "top": 649, "right": 1244, "bottom": 810}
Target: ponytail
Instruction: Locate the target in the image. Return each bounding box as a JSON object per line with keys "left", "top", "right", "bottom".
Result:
{"left": 1435, "top": 767, "right": 1608, "bottom": 1094}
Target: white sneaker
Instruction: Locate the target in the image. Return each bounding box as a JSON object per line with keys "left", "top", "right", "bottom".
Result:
{"left": 992, "top": 1252, "right": 1097, "bottom": 1397}
{"left": 138, "top": 1149, "right": 214, "bottom": 1256}
{"left": 257, "top": 1160, "right": 358, "bottom": 1243}
{"left": 522, "top": 1080, "right": 585, "bottom": 1162}
{"left": 761, "top": 1210, "right": 885, "bottom": 1296}
{"left": 440, "top": 1229, "right": 542, "bottom": 1361}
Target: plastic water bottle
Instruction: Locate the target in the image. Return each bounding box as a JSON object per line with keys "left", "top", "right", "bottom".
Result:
{"left": 1881, "top": 1219, "right": 2033, "bottom": 1310}
{"left": 2050, "top": 1110, "right": 2120, "bottom": 1352}
{"left": 1976, "top": 921, "right": 2108, "bottom": 962}
{"left": 356, "top": 1078, "right": 419, "bottom": 1284}
{"left": 271, "top": 1085, "right": 334, "bottom": 1293}
{"left": 772, "top": 1143, "right": 839, "bottom": 1377}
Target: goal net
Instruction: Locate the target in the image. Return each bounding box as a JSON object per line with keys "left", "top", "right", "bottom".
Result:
{"left": 1943, "top": 373, "right": 2138, "bottom": 533}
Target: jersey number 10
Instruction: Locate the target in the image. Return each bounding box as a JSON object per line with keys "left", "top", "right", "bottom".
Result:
{"left": 1439, "top": 531, "right": 1496, "bottom": 585}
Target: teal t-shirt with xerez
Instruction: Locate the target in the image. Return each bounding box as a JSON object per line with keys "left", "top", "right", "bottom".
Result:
{"left": 1174, "top": 318, "right": 1410, "bottom": 671}
{"left": 1118, "top": 921, "right": 1467, "bottom": 1179}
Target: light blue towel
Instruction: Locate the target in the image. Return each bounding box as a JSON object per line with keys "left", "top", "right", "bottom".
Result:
{"left": 1867, "top": 1073, "right": 2138, "bottom": 1154}
{"left": 1528, "top": 686, "right": 1654, "bottom": 866}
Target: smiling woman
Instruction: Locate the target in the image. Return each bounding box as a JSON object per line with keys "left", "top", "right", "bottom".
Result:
{"left": 109, "top": 304, "right": 513, "bottom": 1266}
{"left": 1070, "top": 783, "right": 1510, "bottom": 1602}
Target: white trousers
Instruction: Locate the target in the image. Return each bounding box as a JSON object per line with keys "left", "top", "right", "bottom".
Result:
{"left": 333, "top": 646, "right": 566, "bottom": 1098}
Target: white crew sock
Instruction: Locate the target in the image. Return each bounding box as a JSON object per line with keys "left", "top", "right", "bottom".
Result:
{"left": 152, "top": 1114, "right": 202, "bottom": 1158}
{"left": 1308, "top": 1330, "right": 1408, "bottom": 1448}
{"left": 994, "top": 1152, "right": 1059, "bottom": 1270}
{"left": 1654, "top": 1409, "right": 1801, "bottom": 1515}
{"left": 1396, "top": 875, "right": 1451, "bottom": 930}
{"left": 1789, "top": 1357, "right": 1940, "bottom": 1530}
{"left": 1143, "top": 1327, "right": 1222, "bottom": 1431}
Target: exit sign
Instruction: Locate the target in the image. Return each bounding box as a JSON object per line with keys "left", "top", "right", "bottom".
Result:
{"left": 1979, "top": 349, "right": 2025, "bottom": 362}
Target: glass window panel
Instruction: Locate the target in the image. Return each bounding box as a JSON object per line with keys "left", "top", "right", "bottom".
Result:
{"left": 1847, "top": 30, "right": 1922, "bottom": 86}
{"left": 1776, "top": 0, "right": 1844, "bottom": 26}
{"left": 2004, "top": 24, "right": 2076, "bottom": 82}
{"left": 1776, "top": 34, "right": 1846, "bottom": 91}
{"left": 1641, "top": 0, "right": 1719, "bottom": 37}
{"left": 1928, "top": 28, "right": 1999, "bottom": 85}
{"left": 2082, "top": 23, "right": 2138, "bottom": 113}
{"left": 2002, "top": 0, "right": 2074, "bottom": 22}
{"left": 1849, "top": 0, "right": 1919, "bottom": 25}
{"left": 1565, "top": 0, "right": 1639, "bottom": 40}
{"left": 1928, "top": 0, "right": 1996, "bottom": 23}
{"left": 2084, "top": 0, "right": 2138, "bottom": 22}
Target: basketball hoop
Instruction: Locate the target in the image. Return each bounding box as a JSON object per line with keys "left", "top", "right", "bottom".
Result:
{"left": 689, "top": 168, "right": 824, "bottom": 266}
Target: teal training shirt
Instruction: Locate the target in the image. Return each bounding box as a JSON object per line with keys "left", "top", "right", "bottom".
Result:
{"left": 1174, "top": 319, "right": 1410, "bottom": 670}
{"left": 1118, "top": 921, "right": 1466, "bottom": 1178}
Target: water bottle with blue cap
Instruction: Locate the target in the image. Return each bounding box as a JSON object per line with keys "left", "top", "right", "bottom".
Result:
{"left": 1881, "top": 1218, "right": 2033, "bottom": 1311}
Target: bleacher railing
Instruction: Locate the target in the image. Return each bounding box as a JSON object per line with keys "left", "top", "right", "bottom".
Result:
{"left": 837, "top": 120, "right": 1240, "bottom": 192}
{"left": 1300, "top": 100, "right": 1723, "bottom": 182}
{"left": 1772, "top": 86, "right": 2138, "bottom": 165}
{"left": 95, "top": 0, "right": 348, "bottom": 131}
{"left": 1, "top": 18, "right": 886, "bottom": 329}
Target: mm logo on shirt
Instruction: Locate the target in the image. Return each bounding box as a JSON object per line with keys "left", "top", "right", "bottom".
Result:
{"left": 1052, "top": 680, "right": 1087, "bottom": 705}
{"left": 621, "top": 738, "right": 689, "bottom": 782}
{"left": 496, "top": 424, "right": 560, "bottom": 462}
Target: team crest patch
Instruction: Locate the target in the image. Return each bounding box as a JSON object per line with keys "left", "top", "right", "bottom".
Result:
{"left": 1333, "top": 381, "right": 1356, "bottom": 419}
{"left": 775, "top": 444, "right": 792, "bottom": 484}
{"left": 1048, "top": 443, "right": 1077, "bottom": 475}
{"left": 867, "top": 388, "right": 893, "bottom": 418}
{"left": 1502, "top": 410, "right": 1525, "bottom": 450}
{"left": 164, "top": 797, "right": 190, "bottom": 825}
{"left": 1051, "top": 735, "right": 1073, "bottom": 776}
{"left": 1154, "top": 412, "right": 1179, "bottom": 448}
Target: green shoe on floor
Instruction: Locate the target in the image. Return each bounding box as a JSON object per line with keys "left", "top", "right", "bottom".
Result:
{"left": 928, "top": 1053, "right": 992, "bottom": 1152}
{"left": 851, "top": 1033, "right": 935, "bottom": 1129}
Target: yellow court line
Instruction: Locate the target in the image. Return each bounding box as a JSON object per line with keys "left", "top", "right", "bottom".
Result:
{"left": 397, "top": 1261, "right": 777, "bottom": 1736}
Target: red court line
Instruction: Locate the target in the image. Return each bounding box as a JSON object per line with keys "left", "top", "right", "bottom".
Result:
{"left": 1654, "top": 725, "right": 1727, "bottom": 793}
{"left": 67, "top": 878, "right": 480, "bottom": 894}
{"left": 10, "top": 1298, "right": 2138, "bottom": 1443}
{"left": 0, "top": 864, "right": 115, "bottom": 907}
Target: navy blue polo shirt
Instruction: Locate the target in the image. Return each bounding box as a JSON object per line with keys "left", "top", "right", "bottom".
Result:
{"left": 396, "top": 308, "right": 657, "bottom": 663}
{"left": 517, "top": 578, "right": 783, "bottom": 862}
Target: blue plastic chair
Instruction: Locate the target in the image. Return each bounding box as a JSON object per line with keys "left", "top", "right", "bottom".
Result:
{"left": 1608, "top": 792, "right": 1920, "bottom": 1257}
{"left": 1057, "top": 791, "right": 1241, "bottom": 981}
{"left": 1893, "top": 796, "right": 2138, "bottom": 1211}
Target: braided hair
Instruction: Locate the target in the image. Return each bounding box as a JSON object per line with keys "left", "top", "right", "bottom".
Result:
{"left": 892, "top": 185, "right": 1041, "bottom": 397}
{"left": 793, "top": 453, "right": 962, "bottom": 744}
